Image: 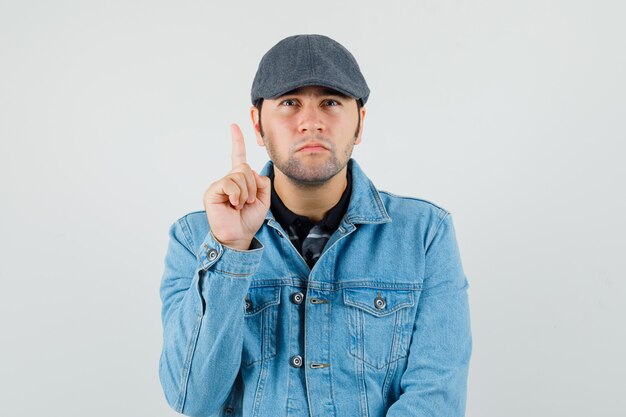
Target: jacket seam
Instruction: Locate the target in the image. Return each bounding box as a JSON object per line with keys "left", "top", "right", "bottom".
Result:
{"left": 377, "top": 190, "right": 450, "bottom": 213}
{"left": 211, "top": 268, "right": 255, "bottom": 277}
{"left": 328, "top": 290, "right": 339, "bottom": 417}
{"left": 177, "top": 216, "right": 196, "bottom": 256}
{"left": 425, "top": 211, "right": 450, "bottom": 252}
{"left": 419, "top": 282, "right": 469, "bottom": 300}
{"left": 176, "top": 311, "right": 203, "bottom": 412}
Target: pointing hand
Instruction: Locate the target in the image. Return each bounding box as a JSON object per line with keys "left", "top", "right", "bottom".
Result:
{"left": 203, "top": 124, "right": 271, "bottom": 250}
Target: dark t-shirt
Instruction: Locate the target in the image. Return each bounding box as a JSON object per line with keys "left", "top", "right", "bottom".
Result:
{"left": 269, "top": 161, "right": 352, "bottom": 267}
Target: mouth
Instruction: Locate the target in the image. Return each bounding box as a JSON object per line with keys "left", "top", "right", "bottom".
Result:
{"left": 297, "top": 142, "right": 330, "bottom": 152}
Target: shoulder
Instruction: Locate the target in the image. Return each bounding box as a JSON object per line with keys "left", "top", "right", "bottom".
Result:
{"left": 377, "top": 190, "right": 450, "bottom": 220}
{"left": 376, "top": 190, "right": 456, "bottom": 249}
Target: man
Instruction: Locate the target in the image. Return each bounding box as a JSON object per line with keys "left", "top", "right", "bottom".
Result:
{"left": 159, "top": 34, "right": 471, "bottom": 417}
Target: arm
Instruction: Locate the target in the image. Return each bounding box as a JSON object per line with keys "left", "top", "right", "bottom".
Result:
{"left": 159, "top": 218, "right": 263, "bottom": 417}
{"left": 386, "top": 213, "right": 472, "bottom": 416}
{"left": 160, "top": 124, "right": 270, "bottom": 416}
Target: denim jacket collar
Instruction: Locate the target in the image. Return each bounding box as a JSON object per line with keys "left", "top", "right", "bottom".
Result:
{"left": 260, "top": 158, "right": 391, "bottom": 226}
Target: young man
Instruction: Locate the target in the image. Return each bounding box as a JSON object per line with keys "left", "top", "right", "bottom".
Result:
{"left": 159, "top": 34, "right": 472, "bottom": 417}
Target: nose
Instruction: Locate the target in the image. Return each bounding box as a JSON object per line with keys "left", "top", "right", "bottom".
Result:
{"left": 298, "top": 104, "right": 324, "bottom": 134}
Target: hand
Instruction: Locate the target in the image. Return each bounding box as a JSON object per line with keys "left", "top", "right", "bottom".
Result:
{"left": 203, "top": 124, "right": 271, "bottom": 250}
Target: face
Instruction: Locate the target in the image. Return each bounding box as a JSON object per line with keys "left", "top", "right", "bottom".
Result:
{"left": 251, "top": 85, "right": 366, "bottom": 186}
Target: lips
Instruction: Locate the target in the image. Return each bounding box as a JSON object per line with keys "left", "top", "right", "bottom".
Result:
{"left": 297, "top": 142, "right": 329, "bottom": 152}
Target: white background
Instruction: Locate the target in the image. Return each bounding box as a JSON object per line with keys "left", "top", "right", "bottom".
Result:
{"left": 1, "top": 1, "right": 625, "bottom": 416}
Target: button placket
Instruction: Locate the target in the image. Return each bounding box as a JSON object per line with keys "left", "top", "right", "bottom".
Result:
{"left": 310, "top": 362, "right": 330, "bottom": 369}
{"left": 290, "top": 355, "right": 303, "bottom": 368}
{"left": 290, "top": 292, "right": 304, "bottom": 305}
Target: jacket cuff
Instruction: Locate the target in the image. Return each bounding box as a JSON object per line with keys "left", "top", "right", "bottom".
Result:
{"left": 198, "top": 231, "right": 264, "bottom": 276}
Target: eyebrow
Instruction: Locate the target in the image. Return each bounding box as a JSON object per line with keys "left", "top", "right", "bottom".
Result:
{"left": 278, "top": 87, "right": 350, "bottom": 99}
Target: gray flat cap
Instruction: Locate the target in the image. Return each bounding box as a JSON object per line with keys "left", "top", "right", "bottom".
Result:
{"left": 251, "top": 34, "right": 370, "bottom": 105}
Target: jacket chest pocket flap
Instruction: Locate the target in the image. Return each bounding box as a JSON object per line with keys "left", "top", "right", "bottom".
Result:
{"left": 343, "top": 287, "right": 417, "bottom": 369}
{"left": 242, "top": 286, "right": 281, "bottom": 367}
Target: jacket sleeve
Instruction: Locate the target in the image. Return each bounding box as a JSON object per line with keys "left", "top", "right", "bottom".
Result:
{"left": 158, "top": 217, "right": 263, "bottom": 417}
{"left": 385, "top": 212, "right": 472, "bottom": 417}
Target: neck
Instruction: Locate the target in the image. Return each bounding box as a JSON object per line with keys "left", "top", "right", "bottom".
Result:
{"left": 273, "top": 166, "right": 348, "bottom": 223}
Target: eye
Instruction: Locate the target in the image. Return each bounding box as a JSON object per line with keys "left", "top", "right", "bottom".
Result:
{"left": 322, "top": 99, "right": 340, "bottom": 107}
{"left": 280, "top": 99, "right": 298, "bottom": 106}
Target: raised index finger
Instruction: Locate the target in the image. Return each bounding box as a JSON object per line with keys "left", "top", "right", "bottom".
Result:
{"left": 230, "top": 123, "right": 247, "bottom": 168}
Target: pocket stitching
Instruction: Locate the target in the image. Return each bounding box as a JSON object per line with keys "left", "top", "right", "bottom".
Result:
{"left": 244, "top": 287, "right": 281, "bottom": 316}
{"left": 241, "top": 287, "right": 281, "bottom": 367}
{"left": 344, "top": 289, "right": 416, "bottom": 369}
{"left": 343, "top": 289, "right": 414, "bottom": 316}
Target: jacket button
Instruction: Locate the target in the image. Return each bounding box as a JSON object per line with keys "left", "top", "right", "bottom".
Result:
{"left": 374, "top": 296, "right": 386, "bottom": 310}
{"left": 290, "top": 292, "right": 304, "bottom": 305}
{"left": 245, "top": 299, "right": 253, "bottom": 312}
{"left": 207, "top": 249, "right": 218, "bottom": 261}
{"left": 290, "top": 355, "right": 303, "bottom": 368}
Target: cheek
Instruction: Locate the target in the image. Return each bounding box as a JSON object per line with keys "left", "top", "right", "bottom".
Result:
{"left": 264, "top": 115, "right": 294, "bottom": 134}
{"left": 338, "top": 114, "right": 359, "bottom": 134}
{"left": 278, "top": 117, "right": 298, "bottom": 132}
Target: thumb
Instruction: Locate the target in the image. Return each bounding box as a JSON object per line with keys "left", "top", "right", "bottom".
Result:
{"left": 254, "top": 171, "right": 272, "bottom": 204}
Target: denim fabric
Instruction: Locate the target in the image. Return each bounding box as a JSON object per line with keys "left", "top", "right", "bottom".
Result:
{"left": 159, "top": 159, "right": 472, "bottom": 417}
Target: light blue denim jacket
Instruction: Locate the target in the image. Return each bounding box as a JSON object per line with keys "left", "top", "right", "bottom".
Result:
{"left": 159, "top": 159, "right": 471, "bottom": 417}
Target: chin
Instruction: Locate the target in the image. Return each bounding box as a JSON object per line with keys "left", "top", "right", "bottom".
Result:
{"left": 289, "top": 166, "right": 344, "bottom": 185}
{"left": 274, "top": 152, "right": 348, "bottom": 185}
{"left": 288, "top": 175, "right": 332, "bottom": 187}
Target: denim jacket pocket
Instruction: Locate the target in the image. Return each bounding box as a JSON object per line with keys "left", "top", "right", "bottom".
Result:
{"left": 241, "top": 286, "right": 281, "bottom": 367}
{"left": 343, "top": 287, "right": 417, "bottom": 369}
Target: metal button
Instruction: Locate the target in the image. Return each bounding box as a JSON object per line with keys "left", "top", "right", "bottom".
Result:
{"left": 374, "top": 296, "right": 386, "bottom": 310}
{"left": 207, "top": 249, "right": 218, "bottom": 261}
{"left": 291, "top": 292, "right": 304, "bottom": 305}
{"left": 276, "top": 230, "right": 283, "bottom": 238}
{"left": 245, "top": 299, "right": 253, "bottom": 312}
{"left": 290, "top": 355, "right": 303, "bottom": 368}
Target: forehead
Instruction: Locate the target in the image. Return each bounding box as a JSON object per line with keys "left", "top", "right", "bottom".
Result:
{"left": 276, "top": 86, "right": 351, "bottom": 99}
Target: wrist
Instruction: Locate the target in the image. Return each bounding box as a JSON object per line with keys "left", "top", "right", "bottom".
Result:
{"left": 215, "top": 237, "right": 254, "bottom": 251}
{"left": 201, "top": 231, "right": 264, "bottom": 276}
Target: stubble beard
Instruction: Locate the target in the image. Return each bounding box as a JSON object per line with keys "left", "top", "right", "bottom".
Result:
{"left": 265, "top": 134, "right": 356, "bottom": 188}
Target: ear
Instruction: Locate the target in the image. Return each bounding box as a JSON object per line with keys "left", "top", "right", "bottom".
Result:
{"left": 250, "top": 106, "right": 264, "bottom": 147}
{"left": 354, "top": 106, "right": 366, "bottom": 145}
